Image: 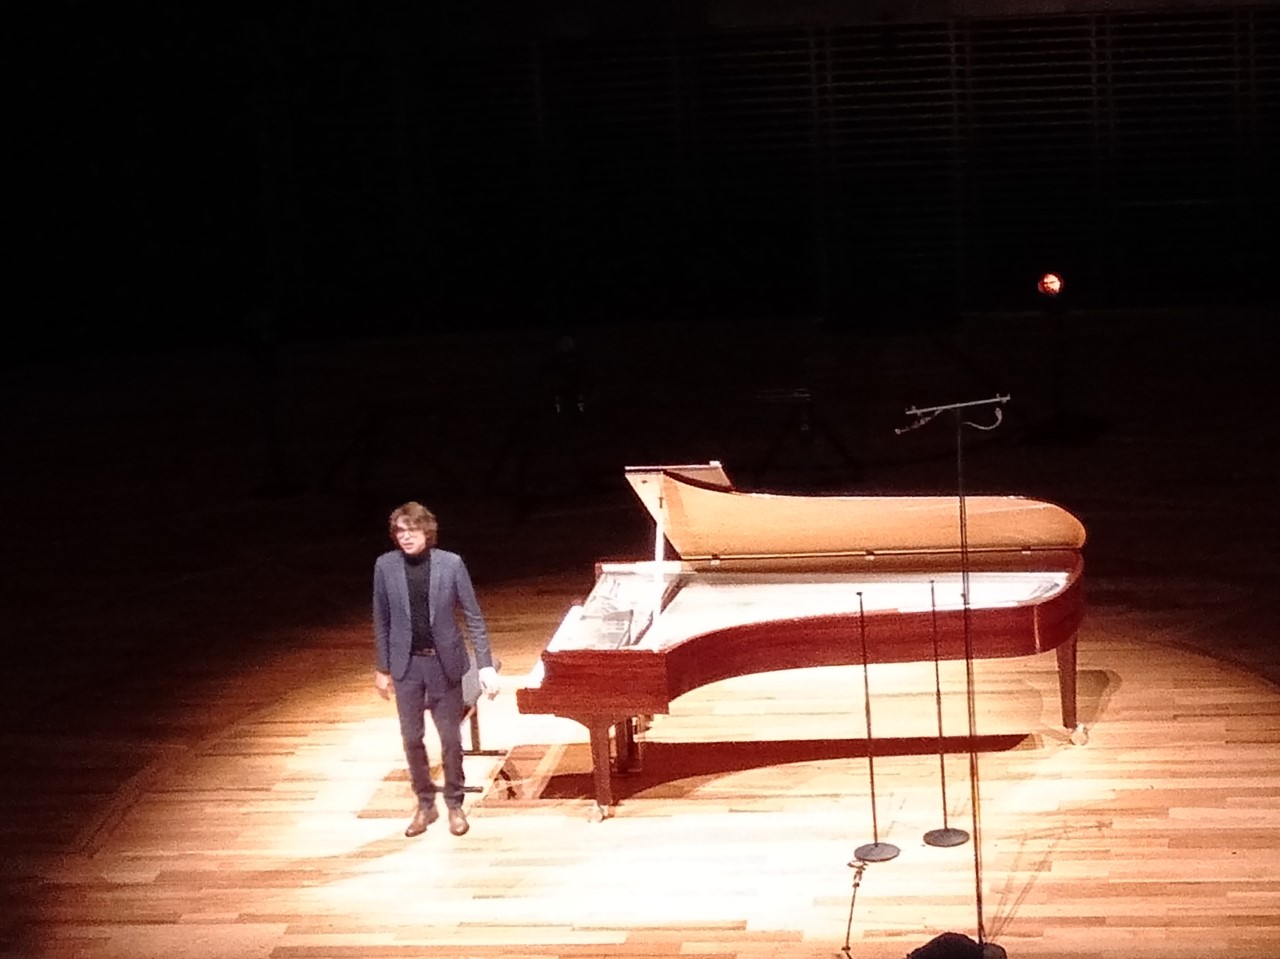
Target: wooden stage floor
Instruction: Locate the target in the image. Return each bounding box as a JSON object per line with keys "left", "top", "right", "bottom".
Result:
{"left": 2, "top": 313, "right": 1278, "bottom": 958}
{"left": 4, "top": 583, "right": 1278, "bottom": 959}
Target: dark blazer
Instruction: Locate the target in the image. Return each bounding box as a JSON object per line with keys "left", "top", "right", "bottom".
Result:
{"left": 373, "top": 548, "right": 494, "bottom": 684}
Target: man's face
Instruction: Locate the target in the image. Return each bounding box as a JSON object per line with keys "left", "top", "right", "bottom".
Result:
{"left": 393, "top": 520, "right": 428, "bottom": 556}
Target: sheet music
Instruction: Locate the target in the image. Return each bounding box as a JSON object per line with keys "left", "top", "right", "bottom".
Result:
{"left": 547, "top": 562, "right": 686, "bottom": 651}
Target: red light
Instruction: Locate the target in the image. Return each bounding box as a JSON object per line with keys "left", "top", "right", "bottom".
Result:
{"left": 1037, "top": 272, "right": 1064, "bottom": 296}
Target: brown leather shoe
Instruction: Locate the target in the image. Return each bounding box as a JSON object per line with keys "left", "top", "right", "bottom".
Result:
{"left": 404, "top": 804, "right": 439, "bottom": 838}
{"left": 447, "top": 806, "right": 469, "bottom": 836}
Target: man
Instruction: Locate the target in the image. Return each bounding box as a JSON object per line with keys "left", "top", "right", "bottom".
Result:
{"left": 373, "top": 502, "right": 498, "bottom": 837}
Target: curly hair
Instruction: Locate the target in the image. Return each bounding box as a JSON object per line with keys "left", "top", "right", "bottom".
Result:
{"left": 388, "top": 502, "right": 438, "bottom": 548}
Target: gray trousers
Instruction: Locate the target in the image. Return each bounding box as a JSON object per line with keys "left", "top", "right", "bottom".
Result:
{"left": 393, "top": 652, "right": 467, "bottom": 810}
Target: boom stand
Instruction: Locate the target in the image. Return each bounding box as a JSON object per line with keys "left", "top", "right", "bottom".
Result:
{"left": 853, "top": 592, "right": 899, "bottom": 864}
{"left": 897, "top": 393, "right": 1010, "bottom": 951}
{"left": 923, "top": 579, "right": 969, "bottom": 848}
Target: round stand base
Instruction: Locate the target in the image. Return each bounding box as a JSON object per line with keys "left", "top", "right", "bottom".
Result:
{"left": 923, "top": 827, "right": 969, "bottom": 848}
{"left": 853, "top": 841, "right": 900, "bottom": 862}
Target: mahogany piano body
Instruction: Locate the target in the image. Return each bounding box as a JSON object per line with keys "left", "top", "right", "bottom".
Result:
{"left": 516, "top": 463, "right": 1087, "bottom": 817}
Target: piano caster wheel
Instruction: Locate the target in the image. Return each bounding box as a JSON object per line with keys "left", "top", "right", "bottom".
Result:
{"left": 587, "top": 804, "right": 610, "bottom": 823}
{"left": 1069, "top": 723, "right": 1089, "bottom": 746}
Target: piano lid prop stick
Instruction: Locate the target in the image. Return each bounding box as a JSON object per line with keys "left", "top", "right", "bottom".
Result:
{"left": 652, "top": 489, "right": 666, "bottom": 613}
{"left": 853, "top": 591, "right": 899, "bottom": 864}
{"left": 924, "top": 578, "right": 969, "bottom": 848}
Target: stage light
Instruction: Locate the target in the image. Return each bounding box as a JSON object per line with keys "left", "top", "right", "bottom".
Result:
{"left": 1036, "top": 272, "right": 1064, "bottom": 297}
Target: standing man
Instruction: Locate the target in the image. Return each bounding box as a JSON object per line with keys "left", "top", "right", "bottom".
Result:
{"left": 373, "top": 502, "right": 498, "bottom": 837}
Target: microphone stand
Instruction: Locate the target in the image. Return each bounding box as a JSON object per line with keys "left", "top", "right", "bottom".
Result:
{"left": 924, "top": 579, "right": 969, "bottom": 849}
{"left": 897, "top": 393, "right": 1010, "bottom": 952}
{"left": 841, "top": 593, "right": 897, "bottom": 957}
{"left": 853, "top": 591, "right": 900, "bottom": 865}
{"left": 839, "top": 858, "right": 870, "bottom": 958}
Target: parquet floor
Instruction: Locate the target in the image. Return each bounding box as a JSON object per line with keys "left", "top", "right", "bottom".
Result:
{"left": 2, "top": 313, "right": 1278, "bottom": 958}
{"left": 4, "top": 581, "right": 1278, "bottom": 959}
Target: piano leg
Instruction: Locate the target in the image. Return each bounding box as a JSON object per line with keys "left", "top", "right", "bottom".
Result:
{"left": 587, "top": 723, "right": 615, "bottom": 821}
{"left": 615, "top": 716, "right": 643, "bottom": 773}
{"left": 1056, "top": 637, "right": 1089, "bottom": 745}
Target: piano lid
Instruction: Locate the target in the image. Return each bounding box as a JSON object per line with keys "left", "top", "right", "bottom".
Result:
{"left": 624, "top": 462, "right": 1086, "bottom": 564}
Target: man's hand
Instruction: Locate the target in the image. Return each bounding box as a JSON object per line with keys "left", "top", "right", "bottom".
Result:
{"left": 478, "top": 666, "right": 500, "bottom": 699}
{"left": 374, "top": 669, "right": 392, "bottom": 700}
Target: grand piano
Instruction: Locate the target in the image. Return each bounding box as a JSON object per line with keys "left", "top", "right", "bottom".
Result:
{"left": 516, "top": 462, "right": 1087, "bottom": 819}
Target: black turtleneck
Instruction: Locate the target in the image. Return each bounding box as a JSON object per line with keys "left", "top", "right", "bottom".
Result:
{"left": 405, "top": 550, "right": 433, "bottom": 652}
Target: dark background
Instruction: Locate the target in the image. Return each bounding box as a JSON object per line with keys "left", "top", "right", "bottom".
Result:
{"left": 8, "top": 0, "right": 1280, "bottom": 714}
{"left": 3, "top": 1, "right": 1279, "bottom": 885}
{"left": 21, "top": 0, "right": 1280, "bottom": 363}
